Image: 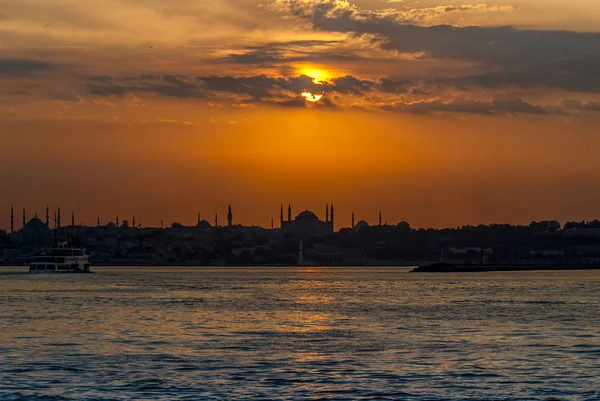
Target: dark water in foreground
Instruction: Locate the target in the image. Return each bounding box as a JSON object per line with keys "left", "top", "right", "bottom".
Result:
{"left": 1, "top": 267, "right": 600, "bottom": 400}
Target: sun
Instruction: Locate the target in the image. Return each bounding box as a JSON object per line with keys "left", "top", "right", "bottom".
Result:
{"left": 302, "top": 92, "right": 324, "bottom": 102}
{"left": 298, "top": 66, "right": 332, "bottom": 84}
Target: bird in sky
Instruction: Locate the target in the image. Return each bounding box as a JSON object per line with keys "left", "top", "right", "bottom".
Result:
{"left": 44, "top": 23, "right": 51, "bottom": 28}
{"left": 148, "top": 45, "right": 154, "bottom": 49}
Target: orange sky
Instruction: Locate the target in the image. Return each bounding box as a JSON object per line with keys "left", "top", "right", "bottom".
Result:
{"left": 1, "top": 0, "right": 600, "bottom": 229}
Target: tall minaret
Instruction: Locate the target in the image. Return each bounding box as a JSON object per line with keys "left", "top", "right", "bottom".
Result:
{"left": 287, "top": 204, "right": 292, "bottom": 222}
{"left": 132, "top": 216, "right": 136, "bottom": 228}
{"left": 227, "top": 204, "right": 233, "bottom": 227}
{"left": 271, "top": 218, "right": 274, "bottom": 230}
{"left": 45, "top": 206, "right": 49, "bottom": 227}
{"left": 280, "top": 205, "right": 284, "bottom": 228}
{"left": 379, "top": 210, "right": 382, "bottom": 226}
{"left": 97, "top": 216, "right": 100, "bottom": 227}
{"left": 71, "top": 212, "right": 75, "bottom": 227}
{"left": 57, "top": 207, "right": 61, "bottom": 228}
{"left": 325, "top": 203, "right": 329, "bottom": 223}
{"left": 54, "top": 211, "right": 57, "bottom": 246}
{"left": 22, "top": 207, "right": 26, "bottom": 228}
{"left": 352, "top": 211, "right": 355, "bottom": 229}
{"left": 215, "top": 213, "right": 218, "bottom": 227}
{"left": 10, "top": 206, "right": 14, "bottom": 233}
{"left": 330, "top": 203, "right": 334, "bottom": 232}
{"left": 116, "top": 216, "right": 119, "bottom": 227}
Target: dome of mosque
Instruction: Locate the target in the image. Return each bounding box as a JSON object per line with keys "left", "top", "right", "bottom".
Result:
{"left": 397, "top": 220, "right": 411, "bottom": 230}
{"left": 26, "top": 217, "right": 46, "bottom": 229}
{"left": 196, "top": 220, "right": 212, "bottom": 229}
{"left": 295, "top": 210, "right": 319, "bottom": 222}
{"left": 355, "top": 220, "right": 370, "bottom": 230}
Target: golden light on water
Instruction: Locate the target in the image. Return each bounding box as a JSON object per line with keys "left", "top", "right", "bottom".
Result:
{"left": 301, "top": 92, "right": 324, "bottom": 102}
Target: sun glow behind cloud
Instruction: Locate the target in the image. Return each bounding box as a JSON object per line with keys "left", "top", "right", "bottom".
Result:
{"left": 297, "top": 66, "right": 334, "bottom": 84}
{"left": 301, "top": 92, "right": 324, "bottom": 102}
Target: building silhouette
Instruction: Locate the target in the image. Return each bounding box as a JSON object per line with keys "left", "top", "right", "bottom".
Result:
{"left": 280, "top": 204, "right": 335, "bottom": 237}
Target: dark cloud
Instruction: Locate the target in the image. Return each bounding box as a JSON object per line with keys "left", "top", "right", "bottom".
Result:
{"left": 491, "top": 94, "right": 553, "bottom": 115}
{"left": 84, "top": 72, "right": 576, "bottom": 116}
{"left": 265, "top": 39, "right": 341, "bottom": 47}
{"left": 0, "top": 58, "right": 61, "bottom": 78}
{"left": 408, "top": 87, "right": 430, "bottom": 96}
{"left": 377, "top": 77, "right": 411, "bottom": 93}
{"left": 382, "top": 95, "right": 560, "bottom": 116}
{"left": 199, "top": 75, "right": 287, "bottom": 98}
{"left": 432, "top": 58, "right": 600, "bottom": 93}
{"left": 88, "top": 73, "right": 375, "bottom": 102}
{"left": 264, "top": 94, "right": 338, "bottom": 109}
{"left": 562, "top": 99, "right": 600, "bottom": 112}
{"left": 88, "top": 74, "right": 207, "bottom": 99}
{"left": 221, "top": 44, "right": 371, "bottom": 67}
{"left": 332, "top": 75, "right": 374, "bottom": 95}
{"left": 383, "top": 98, "right": 492, "bottom": 115}
{"left": 49, "top": 90, "right": 82, "bottom": 102}
{"left": 224, "top": 48, "right": 281, "bottom": 65}
{"left": 264, "top": 96, "right": 308, "bottom": 108}
{"left": 272, "top": 0, "right": 600, "bottom": 93}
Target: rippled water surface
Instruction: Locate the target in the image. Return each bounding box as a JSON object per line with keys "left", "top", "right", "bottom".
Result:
{"left": 1, "top": 267, "right": 600, "bottom": 400}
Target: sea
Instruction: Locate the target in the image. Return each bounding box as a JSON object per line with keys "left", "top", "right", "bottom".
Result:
{"left": 1, "top": 267, "right": 599, "bottom": 401}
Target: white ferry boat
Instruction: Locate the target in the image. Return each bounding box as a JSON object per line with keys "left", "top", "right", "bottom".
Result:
{"left": 29, "top": 241, "right": 92, "bottom": 273}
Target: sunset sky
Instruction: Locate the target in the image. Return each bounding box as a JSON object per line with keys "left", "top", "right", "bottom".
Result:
{"left": 1, "top": 0, "right": 600, "bottom": 229}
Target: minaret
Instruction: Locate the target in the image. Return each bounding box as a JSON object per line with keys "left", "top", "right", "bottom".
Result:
{"left": 330, "top": 203, "right": 334, "bottom": 232}
{"left": 116, "top": 216, "right": 119, "bottom": 227}
{"left": 280, "top": 205, "right": 284, "bottom": 228}
{"left": 287, "top": 204, "right": 292, "bottom": 222}
{"left": 97, "top": 216, "right": 100, "bottom": 227}
{"left": 71, "top": 212, "right": 75, "bottom": 227}
{"left": 271, "top": 218, "right": 274, "bottom": 230}
{"left": 325, "top": 203, "right": 329, "bottom": 223}
{"left": 227, "top": 204, "right": 233, "bottom": 227}
{"left": 45, "top": 206, "right": 49, "bottom": 227}
{"left": 132, "top": 216, "right": 136, "bottom": 228}
{"left": 22, "top": 207, "right": 26, "bottom": 228}
{"left": 54, "top": 211, "right": 57, "bottom": 246}
{"left": 215, "top": 213, "right": 218, "bottom": 227}
{"left": 10, "top": 206, "right": 14, "bottom": 233}
{"left": 352, "top": 211, "right": 355, "bottom": 229}
{"left": 379, "top": 210, "right": 382, "bottom": 226}
{"left": 57, "top": 207, "right": 61, "bottom": 228}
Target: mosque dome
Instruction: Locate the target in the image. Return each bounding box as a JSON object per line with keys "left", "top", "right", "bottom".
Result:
{"left": 355, "top": 220, "right": 370, "bottom": 230}
{"left": 397, "top": 220, "right": 411, "bottom": 230}
{"left": 295, "top": 210, "right": 319, "bottom": 222}
{"left": 196, "top": 220, "right": 212, "bottom": 229}
{"left": 26, "top": 217, "right": 46, "bottom": 229}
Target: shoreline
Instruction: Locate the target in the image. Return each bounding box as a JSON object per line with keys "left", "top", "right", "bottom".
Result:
{"left": 411, "top": 263, "right": 600, "bottom": 273}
